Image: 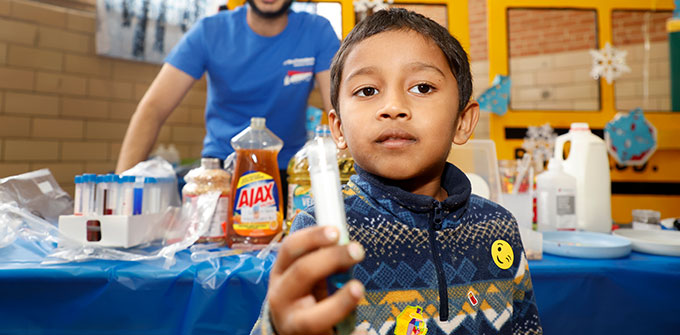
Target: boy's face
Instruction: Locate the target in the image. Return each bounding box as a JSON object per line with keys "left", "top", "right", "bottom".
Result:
{"left": 329, "top": 29, "right": 478, "bottom": 183}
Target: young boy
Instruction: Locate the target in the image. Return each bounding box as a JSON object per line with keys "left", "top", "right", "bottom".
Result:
{"left": 252, "top": 8, "right": 542, "bottom": 335}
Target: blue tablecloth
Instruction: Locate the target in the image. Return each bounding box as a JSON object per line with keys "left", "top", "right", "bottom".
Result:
{"left": 0, "top": 238, "right": 275, "bottom": 335}
{"left": 2, "top": 237, "right": 679, "bottom": 335}
{"left": 529, "top": 252, "right": 680, "bottom": 335}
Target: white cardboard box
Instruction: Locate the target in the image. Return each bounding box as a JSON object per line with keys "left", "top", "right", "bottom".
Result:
{"left": 58, "top": 213, "right": 164, "bottom": 248}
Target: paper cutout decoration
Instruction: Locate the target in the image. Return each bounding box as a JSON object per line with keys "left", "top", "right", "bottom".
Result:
{"left": 305, "top": 106, "right": 323, "bottom": 139}
{"left": 590, "top": 42, "right": 631, "bottom": 84}
{"left": 522, "top": 123, "right": 558, "bottom": 165}
{"left": 604, "top": 108, "right": 657, "bottom": 166}
{"left": 478, "top": 75, "right": 511, "bottom": 116}
{"left": 395, "top": 306, "right": 428, "bottom": 335}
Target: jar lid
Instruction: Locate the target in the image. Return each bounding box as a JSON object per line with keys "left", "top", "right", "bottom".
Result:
{"left": 201, "top": 158, "right": 222, "bottom": 170}
{"left": 632, "top": 209, "right": 661, "bottom": 224}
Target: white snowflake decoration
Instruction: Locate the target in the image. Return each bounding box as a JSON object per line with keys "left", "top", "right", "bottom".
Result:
{"left": 589, "top": 42, "right": 631, "bottom": 84}
{"left": 353, "top": 0, "right": 393, "bottom": 15}
{"left": 522, "top": 123, "right": 557, "bottom": 166}
{"left": 353, "top": 0, "right": 370, "bottom": 13}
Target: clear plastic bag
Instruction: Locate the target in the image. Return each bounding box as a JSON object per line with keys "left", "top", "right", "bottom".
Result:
{"left": 0, "top": 202, "right": 62, "bottom": 252}
{"left": 0, "top": 169, "right": 72, "bottom": 249}
{"left": 0, "top": 168, "right": 73, "bottom": 225}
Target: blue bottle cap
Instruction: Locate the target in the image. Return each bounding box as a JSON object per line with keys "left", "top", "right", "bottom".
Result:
{"left": 74, "top": 175, "right": 82, "bottom": 184}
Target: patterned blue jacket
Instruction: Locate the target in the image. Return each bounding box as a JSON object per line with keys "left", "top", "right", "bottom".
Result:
{"left": 251, "top": 163, "right": 542, "bottom": 335}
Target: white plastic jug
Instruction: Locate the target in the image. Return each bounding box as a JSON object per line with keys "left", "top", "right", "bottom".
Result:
{"left": 554, "top": 122, "right": 612, "bottom": 232}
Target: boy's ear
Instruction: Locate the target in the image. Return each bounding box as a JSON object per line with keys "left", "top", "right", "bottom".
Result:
{"left": 453, "top": 100, "right": 480, "bottom": 145}
{"left": 328, "top": 109, "right": 348, "bottom": 149}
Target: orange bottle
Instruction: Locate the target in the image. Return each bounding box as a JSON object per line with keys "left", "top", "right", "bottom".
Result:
{"left": 227, "top": 117, "right": 284, "bottom": 248}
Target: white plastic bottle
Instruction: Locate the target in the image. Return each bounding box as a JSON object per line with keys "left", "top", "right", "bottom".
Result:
{"left": 536, "top": 159, "right": 577, "bottom": 231}
{"left": 554, "top": 122, "right": 612, "bottom": 233}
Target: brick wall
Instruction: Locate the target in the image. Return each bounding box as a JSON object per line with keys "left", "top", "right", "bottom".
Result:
{"left": 615, "top": 41, "right": 670, "bottom": 111}
{"left": 613, "top": 10, "right": 672, "bottom": 45}
{"left": 509, "top": 50, "right": 600, "bottom": 111}
{"left": 507, "top": 9, "right": 671, "bottom": 58}
{"left": 506, "top": 9, "right": 601, "bottom": 111}
{"left": 468, "top": 0, "right": 486, "bottom": 62}
{"left": 0, "top": 0, "right": 207, "bottom": 196}
{"left": 508, "top": 9, "right": 598, "bottom": 58}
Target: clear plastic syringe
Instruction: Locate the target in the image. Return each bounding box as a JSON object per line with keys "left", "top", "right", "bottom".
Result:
{"left": 307, "top": 136, "right": 355, "bottom": 335}
{"left": 308, "top": 136, "right": 350, "bottom": 244}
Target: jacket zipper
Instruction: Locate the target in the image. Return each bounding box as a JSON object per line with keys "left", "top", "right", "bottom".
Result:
{"left": 428, "top": 201, "right": 448, "bottom": 321}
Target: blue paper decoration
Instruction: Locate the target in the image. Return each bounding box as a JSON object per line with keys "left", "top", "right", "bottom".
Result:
{"left": 604, "top": 108, "right": 657, "bottom": 166}
{"left": 675, "top": 0, "right": 679, "bottom": 18}
{"left": 305, "top": 106, "right": 323, "bottom": 139}
{"left": 478, "top": 75, "right": 511, "bottom": 116}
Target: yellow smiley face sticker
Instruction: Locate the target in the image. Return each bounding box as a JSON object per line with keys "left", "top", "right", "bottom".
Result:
{"left": 491, "top": 240, "right": 514, "bottom": 269}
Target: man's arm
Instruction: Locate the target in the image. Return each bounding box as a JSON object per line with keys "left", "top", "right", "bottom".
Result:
{"left": 315, "top": 70, "right": 332, "bottom": 113}
{"left": 115, "top": 64, "right": 197, "bottom": 173}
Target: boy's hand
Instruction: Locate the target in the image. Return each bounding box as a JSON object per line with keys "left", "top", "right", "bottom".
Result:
{"left": 268, "top": 226, "right": 365, "bottom": 335}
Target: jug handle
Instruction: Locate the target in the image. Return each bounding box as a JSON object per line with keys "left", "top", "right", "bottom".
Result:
{"left": 554, "top": 133, "right": 571, "bottom": 162}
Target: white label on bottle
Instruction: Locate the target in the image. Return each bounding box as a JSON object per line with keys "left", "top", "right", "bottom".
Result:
{"left": 241, "top": 205, "right": 277, "bottom": 223}
{"left": 287, "top": 183, "right": 297, "bottom": 220}
{"left": 206, "top": 195, "right": 229, "bottom": 238}
{"left": 555, "top": 190, "right": 577, "bottom": 230}
{"left": 556, "top": 195, "right": 575, "bottom": 215}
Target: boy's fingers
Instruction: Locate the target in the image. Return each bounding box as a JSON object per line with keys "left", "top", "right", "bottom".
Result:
{"left": 276, "top": 242, "right": 364, "bottom": 303}
{"left": 287, "top": 280, "right": 365, "bottom": 335}
{"left": 272, "top": 225, "right": 340, "bottom": 276}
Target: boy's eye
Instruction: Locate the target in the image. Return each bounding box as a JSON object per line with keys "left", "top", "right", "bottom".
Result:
{"left": 409, "top": 83, "right": 434, "bottom": 94}
{"left": 356, "top": 87, "right": 378, "bottom": 97}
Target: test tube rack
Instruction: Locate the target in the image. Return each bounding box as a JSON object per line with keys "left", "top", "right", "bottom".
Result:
{"left": 58, "top": 213, "right": 164, "bottom": 248}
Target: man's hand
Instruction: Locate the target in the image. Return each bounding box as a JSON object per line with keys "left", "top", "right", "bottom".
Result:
{"left": 268, "top": 226, "right": 365, "bottom": 335}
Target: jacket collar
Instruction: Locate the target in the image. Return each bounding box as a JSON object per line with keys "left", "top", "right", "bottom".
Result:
{"left": 350, "top": 162, "right": 471, "bottom": 215}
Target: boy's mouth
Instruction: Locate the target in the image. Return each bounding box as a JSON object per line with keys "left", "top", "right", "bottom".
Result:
{"left": 375, "top": 129, "right": 417, "bottom": 147}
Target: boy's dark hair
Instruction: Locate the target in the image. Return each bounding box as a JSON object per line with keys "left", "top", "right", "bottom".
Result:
{"left": 330, "top": 8, "right": 473, "bottom": 114}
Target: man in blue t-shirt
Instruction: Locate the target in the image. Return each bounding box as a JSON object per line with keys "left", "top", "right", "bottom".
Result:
{"left": 115, "top": 0, "right": 340, "bottom": 175}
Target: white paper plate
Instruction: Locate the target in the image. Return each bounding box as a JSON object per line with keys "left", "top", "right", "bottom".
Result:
{"left": 542, "top": 231, "right": 631, "bottom": 259}
{"left": 613, "top": 229, "right": 680, "bottom": 257}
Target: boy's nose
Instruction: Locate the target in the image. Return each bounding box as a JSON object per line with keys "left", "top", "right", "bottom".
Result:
{"left": 376, "top": 94, "right": 411, "bottom": 120}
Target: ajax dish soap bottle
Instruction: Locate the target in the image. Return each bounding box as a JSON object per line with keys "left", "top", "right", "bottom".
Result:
{"left": 227, "top": 117, "right": 284, "bottom": 249}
